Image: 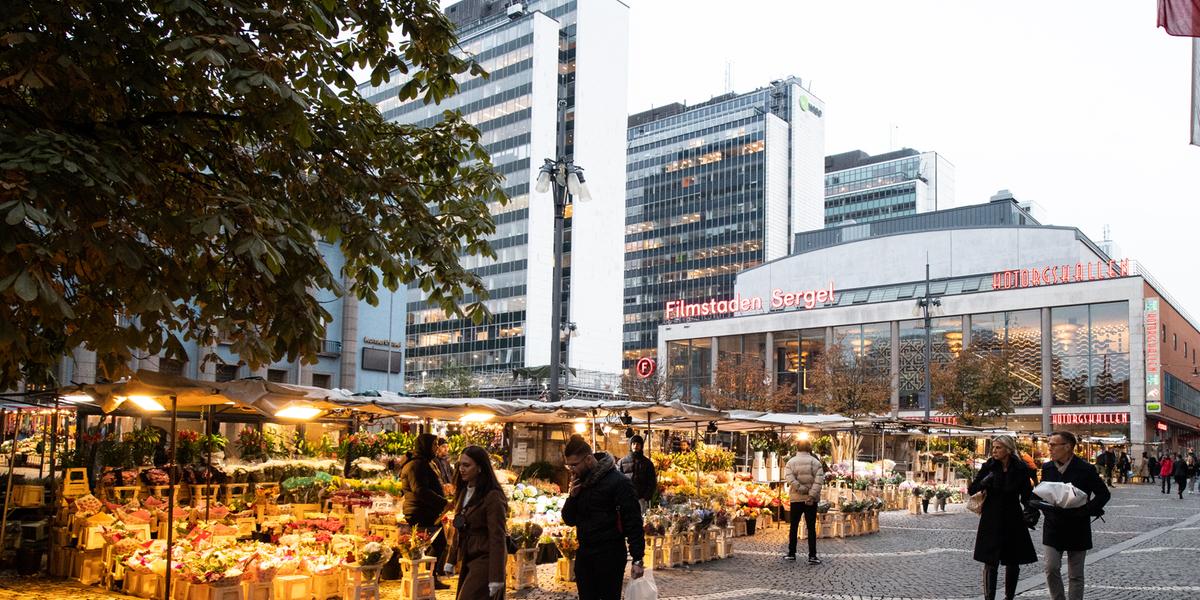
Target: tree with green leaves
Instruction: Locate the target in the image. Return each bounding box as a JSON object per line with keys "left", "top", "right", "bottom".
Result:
{"left": 422, "top": 362, "right": 479, "bottom": 397}
{"left": 0, "top": 1, "right": 505, "bottom": 389}
{"left": 931, "top": 342, "right": 1020, "bottom": 427}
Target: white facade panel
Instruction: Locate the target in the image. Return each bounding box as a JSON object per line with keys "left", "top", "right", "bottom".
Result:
{"left": 521, "top": 13, "right": 563, "bottom": 368}
{"left": 737, "top": 227, "right": 1110, "bottom": 302}
{"left": 565, "top": 0, "right": 629, "bottom": 373}
{"left": 763, "top": 113, "right": 790, "bottom": 261}
{"left": 789, "top": 84, "right": 826, "bottom": 237}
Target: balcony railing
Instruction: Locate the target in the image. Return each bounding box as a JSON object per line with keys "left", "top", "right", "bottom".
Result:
{"left": 318, "top": 340, "right": 343, "bottom": 357}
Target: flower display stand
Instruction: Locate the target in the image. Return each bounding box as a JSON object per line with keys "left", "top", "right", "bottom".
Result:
{"left": 644, "top": 535, "right": 667, "bottom": 569}
{"left": 291, "top": 504, "right": 321, "bottom": 519}
{"left": 225, "top": 484, "right": 250, "bottom": 504}
{"left": 191, "top": 485, "right": 222, "bottom": 503}
{"left": 704, "top": 528, "right": 720, "bottom": 561}
{"left": 663, "top": 535, "right": 685, "bottom": 568}
{"left": 241, "top": 581, "right": 272, "bottom": 600}
{"left": 907, "top": 495, "right": 922, "bottom": 515}
{"left": 732, "top": 518, "right": 747, "bottom": 537}
{"left": 111, "top": 486, "right": 141, "bottom": 503}
{"left": 344, "top": 565, "right": 382, "bottom": 600}
{"left": 173, "top": 580, "right": 192, "bottom": 600}
{"left": 311, "top": 571, "right": 341, "bottom": 600}
{"left": 273, "top": 575, "right": 311, "bottom": 600}
{"left": 188, "top": 580, "right": 245, "bottom": 600}
{"left": 368, "top": 524, "right": 399, "bottom": 546}
{"left": 61, "top": 468, "right": 91, "bottom": 499}
{"left": 235, "top": 517, "right": 257, "bottom": 539}
{"left": 556, "top": 557, "right": 576, "bottom": 582}
{"left": 400, "top": 557, "right": 437, "bottom": 600}
{"left": 716, "top": 530, "right": 734, "bottom": 559}
{"left": 12, "top": 484, "right": 45, "bottom": 507}
{"left": 124, "top": 572, "right": 161, "bottom": 599}
{"left": 71, "top": 547, "right": 104, "bottom": 584}
{"left": 682, "top": 532, "right": 704, "bottom": 565}
{"left": 816, "top": 513, "right": 844, "bottom": 539}
{"left": 506, "top": 548, "right": 538, "bottom": 591}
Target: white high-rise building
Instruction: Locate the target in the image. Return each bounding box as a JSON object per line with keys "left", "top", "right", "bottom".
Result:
{"left": 359, "top": 0, "right": 629, "bottom": 388}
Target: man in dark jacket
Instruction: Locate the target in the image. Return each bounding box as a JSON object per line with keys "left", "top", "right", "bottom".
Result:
{"left": 1037, "top": 431, "right": 1111, "bottom": 600}
{"left": 401, "top": 433, "right": 450, "bottom": 589}
{"left": 562, "top": 435, "right": 645, "bottom": 600}
{"left": 619, "top": 435, "right": 657, "bottom": 513}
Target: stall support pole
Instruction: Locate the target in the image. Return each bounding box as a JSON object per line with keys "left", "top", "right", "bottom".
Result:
{"left": 0, "top": 409, "right": 13, "bottom": 552}
{"left": 164, "top": 395, "right": 179, "bottom": 600}
{"left": 48, "top": 400, "right": 59, "bottom": 495}
{"left": 204, "top": 406, "right": 214, "bottom": 523}
{"left": 590, "top": 410, "right": 597, "bottom": 450}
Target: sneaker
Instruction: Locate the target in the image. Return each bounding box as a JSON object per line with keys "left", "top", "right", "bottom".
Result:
{"left": 783, "top": 554, "right": 797, "bottom": 561}
{"left": 807, "top": 557, "right": 822, "bottom": 565}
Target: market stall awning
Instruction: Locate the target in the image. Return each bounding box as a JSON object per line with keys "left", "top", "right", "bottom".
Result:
{"left": 715, "top": 410, "right": 859, "bottom": 432}
{"left": 62, "top": 369, "right": 249, "bottom": 413}
{"left": 219, "top": 379, "right": 366, "bottom": 419}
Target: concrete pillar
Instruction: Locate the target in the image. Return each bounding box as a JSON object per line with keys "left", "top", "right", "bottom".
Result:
{"left": 1041, "top": 307, "right": 1053, "bottom": 434}
{"left": 339, "top": 284, "right": 360, "bottom": 392}
{"left": 962, "top": 315, "right": 973, "bottom": 350}
{"left": 890, "top": 321, "right": 900, "bottom": 415}
{"left": 195, "top": 344, "right": 218, "bottom": 381}
{"left": 764, "top": 331, "right": 774, "bottom": 389}
{"left": 709, "top": 337, "right": 718, "bottom": 386}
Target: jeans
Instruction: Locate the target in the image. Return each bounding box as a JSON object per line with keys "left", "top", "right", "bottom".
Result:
{"left": 787, "top": 501, "right": 818, "bottom": 558}
{"left": 1162, "top": 476, "right": 1172, "bottom": 493}
{"left": 575, "top": 544, "right": 627, "bottom": 600}
{"left": 1043, "top": 546, "right": 1086, "bottom": 600}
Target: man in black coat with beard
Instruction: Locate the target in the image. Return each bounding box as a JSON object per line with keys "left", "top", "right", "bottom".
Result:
{"left": 562, "top": 435, "right": 645, "bottom": 600}
{"left": 1037, "top": 431, "right": 1110, "bottom": 600}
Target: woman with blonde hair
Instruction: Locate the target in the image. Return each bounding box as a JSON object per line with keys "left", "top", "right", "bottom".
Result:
{"left": 968, "top": 434, "right": 1037, "bottom": 600}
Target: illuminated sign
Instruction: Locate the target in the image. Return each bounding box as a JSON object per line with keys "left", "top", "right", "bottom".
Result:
{"left": 1156, "top": 421, "right": 1168, "bottom": 432}
{"left": 1145, "top": 298, "right": 1161, "bottom": 409}
{"left": 1050, "top": 412, "right": 1130, "bottom": 426}
{"left": 635, "top": 358, "right": 656, "bottom": 379}
{"left": 664, "top": 283, "right": 835, "bottom": 320}
{"left": 992, "top": 258, "right": 1130, "bottom": 290}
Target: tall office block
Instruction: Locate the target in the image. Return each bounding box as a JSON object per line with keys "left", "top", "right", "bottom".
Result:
{"left": 824, "top": 148, "right": 954, "bottom": 227}
{"left": 360, "top": 0, "right": 629, "bottom": 388}
{"left": 623, "top": 77, "right": 826, "bottom": 369}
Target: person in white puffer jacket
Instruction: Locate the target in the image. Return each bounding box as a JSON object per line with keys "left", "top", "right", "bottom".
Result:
{"left": 784, "top": 440, "right": 825, "bottom": 564}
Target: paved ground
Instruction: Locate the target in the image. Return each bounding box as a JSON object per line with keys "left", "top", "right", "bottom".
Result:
{"left": 1, "top": 482, "right": 1196, "bottom": 599}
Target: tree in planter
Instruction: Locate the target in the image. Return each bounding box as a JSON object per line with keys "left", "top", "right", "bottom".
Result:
{"left": 700, "top": 357, "right": 795, "bottom": 412}
{"left": 931, "top": 342, "right": 1021, "bottom": 427}
{"left": 0, "top": 0, "right": 507, "bottom": 390}
{"left": 806, "top": 341, "right": 892, "bottom": 466}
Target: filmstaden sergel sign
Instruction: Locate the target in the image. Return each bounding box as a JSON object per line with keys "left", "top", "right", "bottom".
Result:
{"left": 664, "top": 282, "right": 835, "bottom": 320}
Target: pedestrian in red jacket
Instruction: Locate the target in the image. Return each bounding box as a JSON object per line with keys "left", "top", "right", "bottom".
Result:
{"left": 1160, "top": 455, "right": 1175, "bottom": 494}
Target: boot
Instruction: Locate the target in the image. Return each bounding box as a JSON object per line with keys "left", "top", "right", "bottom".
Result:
{"left": 983, "top": 563, "right": 998, "bottom": 600}
{"left": 1004, "top": 564, "right": 1020, "bottom": 600}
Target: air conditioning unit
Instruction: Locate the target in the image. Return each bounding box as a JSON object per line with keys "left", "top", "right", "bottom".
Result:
{"left": 507, "top": 3, "right": 525, "bottom": 19}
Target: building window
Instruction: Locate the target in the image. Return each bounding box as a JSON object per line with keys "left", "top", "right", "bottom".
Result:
{"left": 215, "top": 364, "right": 239, "bottom": 382}
{"left": 668, "top": 338, "right": 712, "bottom": 405}
{"left": 1051, "top": 302, "right": 1129, "bottom": 406}
{"left": 158, "top": 358, "right": 185, "bottom": 377}
{"left": 267, "top": 369, "right": 288, "bottom": 383}
{"left": 968, "top": 310, "right": 1042, "bottom": 408}
{"left": 900, "top": 317, "right": 965, "bottom": 410}
{"left": 1174, "top": 333, "right": 1178, "bottom": 351}
{"left": 311, "top": 373, "right": 331, "bottom": 389}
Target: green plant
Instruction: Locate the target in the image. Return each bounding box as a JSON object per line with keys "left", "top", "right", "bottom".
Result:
{"left": 380, "top": 431, "right": 415, "bottom": 456}
{"left": 519, "top": 461, "right": 554, "bottom": 482}
{"left": 127, "top": 427, "right": 161, "bottom": 465}
{"left": 199, "top": 434, "right": 227, "bottom": 454}
{"left": 813, "top": 435, "right": 833, "bottom": 457}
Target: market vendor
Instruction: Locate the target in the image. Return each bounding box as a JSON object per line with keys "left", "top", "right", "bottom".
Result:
{"left": 619, "top": 434, "right": 657, "bottom": 514}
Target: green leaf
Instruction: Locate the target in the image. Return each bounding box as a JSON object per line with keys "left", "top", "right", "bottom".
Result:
{"left": 13, "top": 272, "right": 36, "bottom": 302}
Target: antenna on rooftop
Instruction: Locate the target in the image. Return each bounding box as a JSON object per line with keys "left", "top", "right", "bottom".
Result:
{"left": 724, "top": 62, "right": 734, "bottom": 94}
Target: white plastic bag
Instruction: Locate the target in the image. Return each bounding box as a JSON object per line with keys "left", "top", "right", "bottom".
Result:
{"left": 624, "top": 569, "right": 658, "bottom": 600}
{"left": 1032, "top": 481, "right": 1088, "bottom": 508}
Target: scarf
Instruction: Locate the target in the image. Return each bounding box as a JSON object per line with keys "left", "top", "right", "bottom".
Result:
{"left": 579, "top": 452, "right": 616, "bottom": 491}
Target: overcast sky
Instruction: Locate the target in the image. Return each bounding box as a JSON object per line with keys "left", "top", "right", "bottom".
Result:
{"left": 626, "top": 0, "right": 1200, "bottom": 315}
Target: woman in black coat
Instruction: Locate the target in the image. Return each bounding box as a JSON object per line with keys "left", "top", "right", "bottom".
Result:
{"left": 968, "top": 435, "right": 1038, "bottom": 600}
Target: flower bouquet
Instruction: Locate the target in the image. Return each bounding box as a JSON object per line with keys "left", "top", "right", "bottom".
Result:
{"left": 508, "top": 520, "right": 544, "bottom": 550}
{"left": 395, "top": 529, "right": 434, "bottom": 560}
{"left": 180, "top": 548, "right": 246, "bottom": 585}
{"left": 351, "top": 540, "right": 391, "bottom": 566}
{"left": 553, "top": 529, "right": 578, "bottom": 560}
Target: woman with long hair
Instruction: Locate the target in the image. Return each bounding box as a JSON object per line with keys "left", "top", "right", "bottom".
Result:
{"left": 452, "top": 445, "right": 508, "bottom": 599}
{"left": 401, "top": 433, "right": 450, "bottom": 589}
{"left": 969, "top": 435, "right": 1038, "bottom": 600}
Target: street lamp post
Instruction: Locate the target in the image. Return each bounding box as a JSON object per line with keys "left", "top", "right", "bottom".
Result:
{"left": 536, "top": 102, "right": 591, "bottom": 403}
{"left": 917, "top": 262, "right": 941, "bottom": 421}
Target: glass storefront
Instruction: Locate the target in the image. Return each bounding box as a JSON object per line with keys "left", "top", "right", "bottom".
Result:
{"left": 970, "top": 309, "right": 1042, "bottom": 407}
{"left": 898, "top": 316, "right": 963, "bottom": 409}
{"left": 1051, "top": 302, "right": 1129, "bottom": 406}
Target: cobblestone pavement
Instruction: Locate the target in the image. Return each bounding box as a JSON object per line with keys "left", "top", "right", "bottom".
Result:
{"left": 1, "top": 483, "right": 1196, "bottom": 599}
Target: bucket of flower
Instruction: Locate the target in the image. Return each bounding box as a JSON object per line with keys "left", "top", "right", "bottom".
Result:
{"left": 554, "top": 530, "right": 578, "bottom": 582}
{"left": 397, "top": 529, "right": 436, "bottom": 600}
{"left": 506, "top": 520, "right": 542, "bottom": 591}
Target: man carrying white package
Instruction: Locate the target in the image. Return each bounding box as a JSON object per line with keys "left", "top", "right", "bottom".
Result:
{"left": 1032, "top": 431, "right": 1111, "bottom": 600}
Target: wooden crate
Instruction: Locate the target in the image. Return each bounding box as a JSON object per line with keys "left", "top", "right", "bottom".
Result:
{"left": 556, "top": 557, "right": 575, "bottom": 582}
{"left": 188, "top": 580, "right": 244, "bottom": 600}
{"left": 72, "top": 548, "right": 104, "bottom": 585}
{"left": 644, "top": 535, "right": 667, "bottom": 569}
{"left": 123, "top": 571, "right": 161, "bottom": 599}
{"left": 12, "top": 484, "right": 45, "bottom": 507}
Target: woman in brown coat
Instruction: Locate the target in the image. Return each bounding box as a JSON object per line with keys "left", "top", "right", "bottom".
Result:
{"left": 452, "top": 445, "right": 509, "bottom": 600}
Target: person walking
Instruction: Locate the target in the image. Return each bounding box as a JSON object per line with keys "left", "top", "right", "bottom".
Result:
{"left": 1188, "top": 454, "right": 1198, "bottom": 494}
{"left": 451, "top": 445, "right": 508, "bottom": 600}
{"left": 1037, "top": 431, "right": 1110, "bottom": 600}
{"left": 1172, "top": 453, "right": 1188, "bottom": 499}
{"left": 1160, "top": 454, "right": 1174, "bottom": 494}
{"left": 433, "top": 437, "right": 455, "bottom": 578}
{"left": 1116, "top": 452, "right": 1130, "bottom": 485}
{"left": 1100, "top": 446, "right": 1116, "bottom": 487}
{"left": 970, "top": 435, "right": 1038, "bottom": 600}
{"left": 783, "top": 439, "right": 825, "bottom": 565}
{"left": 618, "top": 434, "right": 658, "bottom": 514}
{"left": 401, "top": 433, "right": 451, "bottom": 590}
{"left": 1147, "top": 453, "right": 1158, "bottom": 484}
{"left": 562, "top": 435, "right": 645, "bottom": 600}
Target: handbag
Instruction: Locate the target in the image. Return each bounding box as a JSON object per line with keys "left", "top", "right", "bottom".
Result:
{"left": 966, "top": 490, "right": 986, "bottom": 515}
